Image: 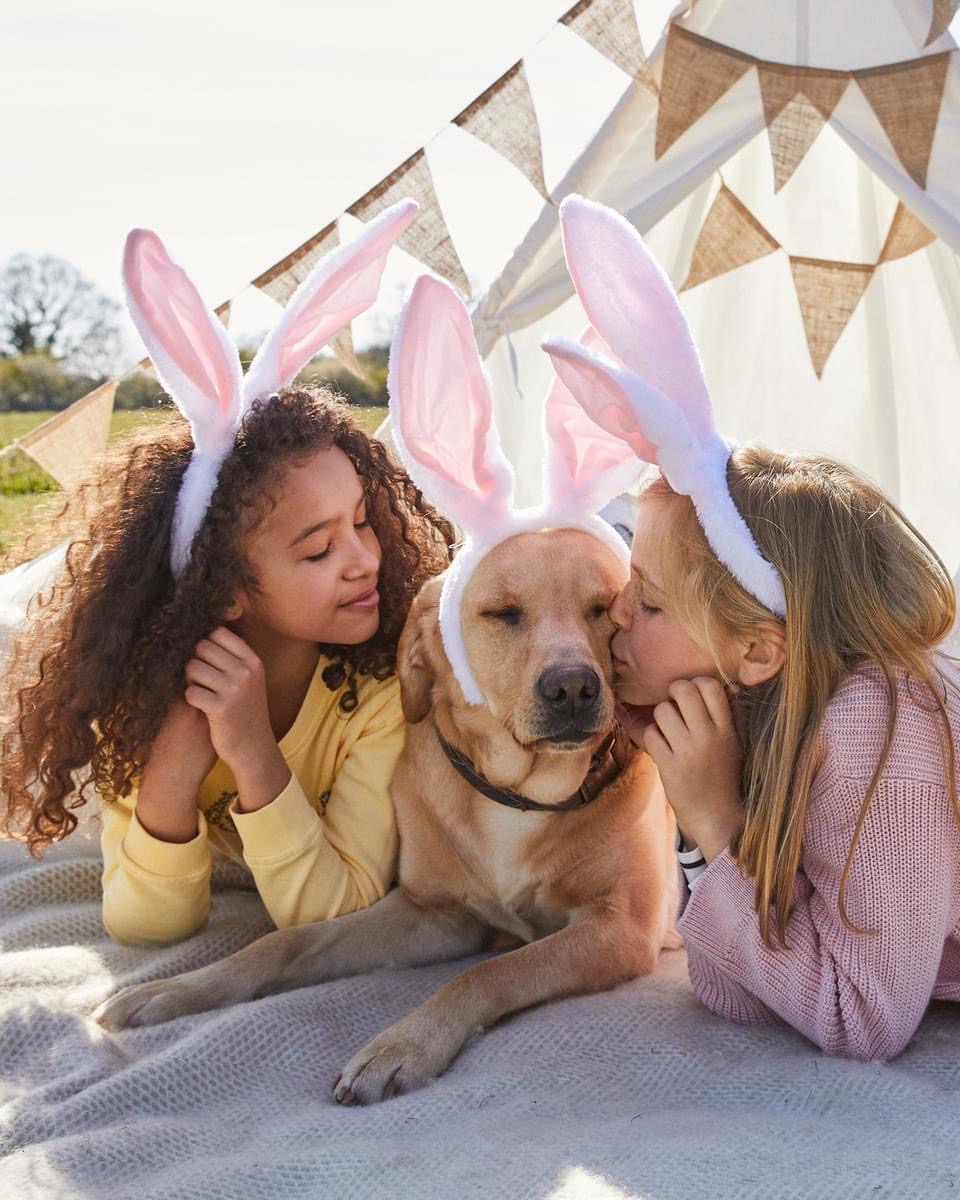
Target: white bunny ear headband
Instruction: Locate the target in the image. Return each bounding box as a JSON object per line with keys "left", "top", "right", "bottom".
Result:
{"left": 389, "top": 274, "right": 638, "bottom": 707}
{"left": 542, "top": 196, "right": 786, "bottom": 620}
{"left": 122, "top": 199, "right": 418, "bottom": 576}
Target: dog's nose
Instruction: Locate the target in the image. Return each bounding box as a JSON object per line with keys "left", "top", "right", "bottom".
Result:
{"left": 536, "top": 665, "right": 601, "bottom": 716}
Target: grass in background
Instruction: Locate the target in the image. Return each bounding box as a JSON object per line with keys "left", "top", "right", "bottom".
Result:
{"left": 0, "top": 404, "right": 389, "bottom": 554}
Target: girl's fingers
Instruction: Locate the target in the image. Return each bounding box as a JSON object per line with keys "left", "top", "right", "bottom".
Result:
{"left": 690, "top": 676, "right": 735, "bottom": 732}
{"left": 651, "top": 699, "right": 687, "bottom": 751}
{"left": 185, "top": 659, "right": 222, "bottom": 693}
{"left": 666, "top": 679, "right": 713, "bottom": 735}
{"left": 192, "top": 637, "right": 240, "bottom": 673}
{"left": 206, "top": 626, "right": 258, "bottom": 663}
{"left": 642, "top": 722, "right": 670, "bottom": 764}
{"left": 184, "top": 684, "right": 217, "bottom": 713}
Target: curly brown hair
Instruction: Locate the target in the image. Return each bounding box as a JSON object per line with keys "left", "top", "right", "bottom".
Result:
{"left": 1, "top": 388, "right": 454, "bottom": 855}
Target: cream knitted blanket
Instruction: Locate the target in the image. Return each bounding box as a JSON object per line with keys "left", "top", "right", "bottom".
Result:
{"left": 2, "top": 824, "right": 960, "bottom": 1199}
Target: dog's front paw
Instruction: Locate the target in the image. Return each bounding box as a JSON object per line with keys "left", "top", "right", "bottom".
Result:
{"left": 334, "top": 1018, "right": 460, "bottom": 1105}
{"left": 93, "top": 976, "right": 208, "bottom": 1030}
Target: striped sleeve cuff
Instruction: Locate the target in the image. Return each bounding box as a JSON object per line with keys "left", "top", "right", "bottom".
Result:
{"left": 676, "top": 829, "right": 708, "bottom": 889}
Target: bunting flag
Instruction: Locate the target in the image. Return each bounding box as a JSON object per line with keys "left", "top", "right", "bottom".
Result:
{"left": 655, "top": 24, "right": 952, "bottom": 193}
{"left": 17, "top": 379, "right": 117, "bottom": 489}
{"left": 680, "top": 184, "right": 779, "bottom": 290}
{"left": 926, "top": 1, "right": 960, "bottom": 46}
{"left": 454, "top": 61, "right": 550, "bottom": 198}
{"left": 878, "top": 202, "right": 937, "bottom": 262}
{"left": 560, "top": 0, "right": 658, "bottom": 93}
{"left": 656, "top": 26, "right": 753, "bottom": 159}
{"left": 682, "top": 186, "right": 937, "bottom": 376}
{"left": 789, "top": 258, "right": 875, "bottom": 378}
{"left": 853, "top": 52, "right": 951, "bottom": 189}
{"left": 349, "top": 149, "right": 471, "bottom": 296}
{"left": 757, "top": 64, "right": 850, "bottom": 191}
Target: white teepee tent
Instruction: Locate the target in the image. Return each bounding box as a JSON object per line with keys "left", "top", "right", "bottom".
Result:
{"left": 473, "top": 0, "right": 960, "bottom": 582}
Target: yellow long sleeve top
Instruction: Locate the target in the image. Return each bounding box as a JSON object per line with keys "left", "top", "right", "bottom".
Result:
{"left": 100, "top": 660, "right": 403, "bottom": 945}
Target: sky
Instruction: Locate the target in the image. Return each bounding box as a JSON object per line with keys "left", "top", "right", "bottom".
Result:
{"left": 0, "top": 0, "right": 678, "bottom": 358}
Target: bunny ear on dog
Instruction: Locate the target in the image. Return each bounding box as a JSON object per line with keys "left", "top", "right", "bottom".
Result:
{"left": 389, "top": 273, "right": 515, "bottom": 534}
{"left": 243, "top": 198, "right": 417, "bottom": 408}
{"left": 545, "top": 196, "right": 787, "bottom": 619}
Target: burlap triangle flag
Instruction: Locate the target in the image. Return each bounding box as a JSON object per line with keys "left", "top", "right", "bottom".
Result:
{"left": 757, "top": 64, "right": 850, "bottom": 191}
{"left": 349, "top": 149, "right": 471, "bottom": 296}
{"left": 455, "top": 61, "right": 550, "bottom": 198}
{"left": 790, "top": 258, "right": 874, "bottom": 378}
{"left": 854, "top": 52, "right": 951, "bottom": 189}
{"left": 561, "top": 0, "right": 657, "bottom": 93}
{"left": 18, "top": 379, "right": 117, "bottom": 490}
{"left": 656, "top": 25, "right": 754, "bottom": 159}
{"left": 878, "top": 202, "right": 937, "bottom": 263}
{"left": 926, "top": 1, "right": 959, "bottom": 46}
{"left": 681, "top": 185, "right": 780, "bottom": 290}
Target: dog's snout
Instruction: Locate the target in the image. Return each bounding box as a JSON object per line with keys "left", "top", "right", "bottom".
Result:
{"left": 536, "top": 665, "right": 601, "bottom": 716}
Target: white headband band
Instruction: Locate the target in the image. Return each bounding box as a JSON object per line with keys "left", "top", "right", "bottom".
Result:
{"left": 122, "top": 199, "right": 418, "bottom": 575}
{"left": 542, "top": 196, "right": 786, "bottom": 619}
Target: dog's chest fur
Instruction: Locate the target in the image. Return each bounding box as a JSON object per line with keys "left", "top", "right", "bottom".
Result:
{"left": 458, "top": 803, "right": 571, "bottom": 942}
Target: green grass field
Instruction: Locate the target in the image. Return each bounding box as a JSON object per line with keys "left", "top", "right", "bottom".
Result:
{"left": 0, "top": 405, "right": 389, "bottom": 555}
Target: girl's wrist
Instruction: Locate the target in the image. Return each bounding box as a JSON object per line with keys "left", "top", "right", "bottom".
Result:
{"left": 228, "top": 743, "right": 292, "bottom": 813}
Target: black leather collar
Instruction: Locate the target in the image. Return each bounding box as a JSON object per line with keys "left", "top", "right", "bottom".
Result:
{"left": 435, "top": 727, "right": 620, "bottom": 813}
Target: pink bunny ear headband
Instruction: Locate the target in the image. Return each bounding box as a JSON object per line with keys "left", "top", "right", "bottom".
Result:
{"left": 122, "top": 199, "right": 418, "bottom": 576}
{"left": 389, "top": 274, "right": 637, "bottom": 707}
{"left": 542, "top": 196, "right": 787, "bottom": 620}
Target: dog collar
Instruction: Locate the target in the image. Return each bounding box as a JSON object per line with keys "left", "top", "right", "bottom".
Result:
{"left": 435, "top": 728, "right": 623, "bottom": 813}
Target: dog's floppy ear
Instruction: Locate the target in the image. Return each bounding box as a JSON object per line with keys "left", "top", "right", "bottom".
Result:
{"left": 397, "top": 577, "right": 443, "bottom": 724}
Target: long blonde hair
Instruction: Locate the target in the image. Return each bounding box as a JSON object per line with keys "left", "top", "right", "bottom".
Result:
{"left": 647, "top": 445, "right": 958, "bottom": 946}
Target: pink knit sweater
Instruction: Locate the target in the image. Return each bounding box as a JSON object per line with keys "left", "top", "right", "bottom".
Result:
{"left": 677, "top": 658, "right": 960, "bottom": 1060}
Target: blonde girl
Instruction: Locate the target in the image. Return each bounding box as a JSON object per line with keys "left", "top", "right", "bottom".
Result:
{"left": 543, "top": 194, "right": 960, "bottom": 1060}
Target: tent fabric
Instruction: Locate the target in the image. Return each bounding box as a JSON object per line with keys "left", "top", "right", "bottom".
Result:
{"left": 472, "top": 0, "right": 960, "bottom": 581}
{"left": 2, "top": 829, "right": 960, "bottom": 1199}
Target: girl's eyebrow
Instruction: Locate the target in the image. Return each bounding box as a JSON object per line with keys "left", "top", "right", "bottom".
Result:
{"left": 288, "top": 492, "right": 365, "bottom": 548}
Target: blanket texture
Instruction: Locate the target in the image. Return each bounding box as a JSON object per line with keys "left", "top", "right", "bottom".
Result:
{"left": 2, "top": 826, "right": 960, "bottom": 1199}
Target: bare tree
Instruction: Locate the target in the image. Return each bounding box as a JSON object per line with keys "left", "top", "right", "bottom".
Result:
{"left": 0, "top": 253, "right": 122, "bottom": 376}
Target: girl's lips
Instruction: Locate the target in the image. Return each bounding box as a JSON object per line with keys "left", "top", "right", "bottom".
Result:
{"left": 341, "top": 586, "right": 379, "bottom": 610}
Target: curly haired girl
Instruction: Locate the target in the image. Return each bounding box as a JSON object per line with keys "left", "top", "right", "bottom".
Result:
{"left": 1, "top": 202, "right": 453, "bottom": 945}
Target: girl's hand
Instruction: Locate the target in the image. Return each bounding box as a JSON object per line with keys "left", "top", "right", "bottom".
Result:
{"left": 184, "top": 627, "right": 290, "bottom": 811}
{"left": 643, "top": 677, "right": 745, "bottom": 863}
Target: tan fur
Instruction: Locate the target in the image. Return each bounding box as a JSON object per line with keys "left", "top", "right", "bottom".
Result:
{"left": 95, "top": 530, "right": 678, "bottom": 1103}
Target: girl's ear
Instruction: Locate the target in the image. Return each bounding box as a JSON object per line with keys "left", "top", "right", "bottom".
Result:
{"left": 734, "top": 622, "right": 786, "bottom": 686}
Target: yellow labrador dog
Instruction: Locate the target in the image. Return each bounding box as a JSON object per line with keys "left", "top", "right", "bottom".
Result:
{"left": 95, "top": 528, "right": 678, "bottom": 1103}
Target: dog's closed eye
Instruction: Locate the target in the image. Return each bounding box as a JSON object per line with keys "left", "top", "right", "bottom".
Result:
{"left": 480, "top": 606, "right": 524, "bottom": 627}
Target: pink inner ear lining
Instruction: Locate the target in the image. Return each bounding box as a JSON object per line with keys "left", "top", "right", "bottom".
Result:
{"left": 546, "top": 326, "right": 638, "bottom": 487}
{"left": 127, "top": 232, "right": 237, "bottom": 420}
{"left": 548, "top": 346, "right": 660, "bottom": 467}
{"left": 396, "top": 278, "right": 505, "bottom": 504}
{"left": 272, "top": 201, "right": 419, "bottom": 390}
